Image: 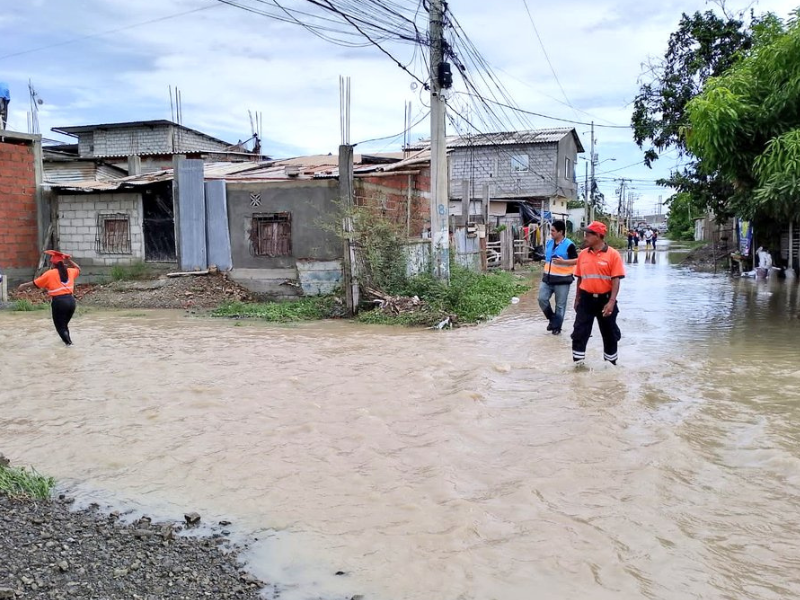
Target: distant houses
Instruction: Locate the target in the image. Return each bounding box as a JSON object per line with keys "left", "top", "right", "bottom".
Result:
{"left": 1, "top": 118, "right": 589, "bottom": 290}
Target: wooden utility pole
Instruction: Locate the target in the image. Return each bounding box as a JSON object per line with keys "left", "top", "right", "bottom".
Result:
{"left": 340, "top": 144, "right": 359, "bottom": 315}
{"left": 429, "top": 0, "right": 450, "bottom": 281}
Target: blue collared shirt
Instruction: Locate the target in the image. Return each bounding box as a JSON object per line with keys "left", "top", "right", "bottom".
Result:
{"left": 0, "top": 82, "right": 9, "bottom": 100}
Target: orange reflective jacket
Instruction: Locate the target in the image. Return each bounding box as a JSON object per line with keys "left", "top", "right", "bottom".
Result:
{"left": 34, "top": 267, "right": 80, "bottom": 297}
{"left": 574, "top": 245, "right": 625, "bottom": 294}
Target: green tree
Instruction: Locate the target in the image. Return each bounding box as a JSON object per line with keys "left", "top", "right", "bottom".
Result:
{"left": 685, "top": 12, "right": 797, "bottom": 220}
{"left": 632, "top": 9, "right": 753, "bottom": 167}
{"left": 631, "top": 6, "right": 773, "bottom": 218}
{"left": 665, "top": 192, "right": 706, "bottom": 240}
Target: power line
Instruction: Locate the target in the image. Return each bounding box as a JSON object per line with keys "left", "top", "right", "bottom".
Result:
{"left": 0, "top": 3, "right": 224, "bottom": 61}
{"left": 353, "top": 109, "right": 430, "bottom": 146}
{"left": 452, "top": 92, "right": 632, "bottom": 129}
{"left": 520, "top": 0, "right": 579, "bottom": 121}
{"left": 594, "top": 160, "right": 647, "bottom": 175}
{"left": 217, "top": 0, "right": 431, "bottom": 87}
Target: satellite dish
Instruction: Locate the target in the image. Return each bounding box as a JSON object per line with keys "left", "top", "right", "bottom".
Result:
{"left": 37, "top": 99, "right": 44, "bottom": 105}
{"left": 410, "top": 82, "right": 418, "bottom": 91}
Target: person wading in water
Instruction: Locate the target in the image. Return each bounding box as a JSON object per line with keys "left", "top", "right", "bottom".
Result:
{"left": 18, "top": 251, "right": 81, "bottom": 346}
{"left": 570, "top": 222, "right": 625, "bottom": 365}
{"left": 538, "top": 220, "right": 578, "bottom": 335}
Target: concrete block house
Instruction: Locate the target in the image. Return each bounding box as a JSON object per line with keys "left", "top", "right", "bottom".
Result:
{"left": 410, "top": 127, "right": 584, "bottom": 223}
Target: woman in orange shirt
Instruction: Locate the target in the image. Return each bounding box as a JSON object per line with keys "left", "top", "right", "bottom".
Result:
{"left": 18, "top": 251, "right": 81, "bottom": 346}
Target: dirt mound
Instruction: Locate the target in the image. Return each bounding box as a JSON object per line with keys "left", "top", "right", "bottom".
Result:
{"left": 10, "top": 273, "right": 256, "bottom": 310}
{"left": 682, "top": 242, "right": 733, "bottom": 268}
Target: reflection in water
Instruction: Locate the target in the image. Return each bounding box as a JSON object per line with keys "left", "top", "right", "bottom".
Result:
{"left": 1, "top": 242, "right": 800, "bottom": 600}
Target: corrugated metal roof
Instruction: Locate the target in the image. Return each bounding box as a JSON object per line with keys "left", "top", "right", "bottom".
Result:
{"left": 51, "top": 120, "right": 234, "bottom": 148}
{"left": 354, "top": 149, "right": 431, "bottom": 174}
{"left": 46, "top": 152, "right": 416, "bottom": 191}
{"left": 46, "top": 161, "right": 314, "bottom": 190}
{"left": 407, "top": 128, "right": 584, "bottom": 152}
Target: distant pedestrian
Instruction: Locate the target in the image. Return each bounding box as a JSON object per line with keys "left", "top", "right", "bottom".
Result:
{"left": 17, "top": 251, "right": 81, "bottom": 346}
{"left": 571, "top": 221, "right": 625, "bottom": 365}
{"left": 627, "top": 229, "right": 635, "bottom": 251}
{"left": 652, "top": 229, "right": 659, "bottom": 250}
{"left": 0, "top": 82, "right": 9, "bottom": 129}
{"left": 644, "top": 227, "right": 653, "bottom": 249}
{"left": 538, "top": 220, "right": 578, "bottom": 335}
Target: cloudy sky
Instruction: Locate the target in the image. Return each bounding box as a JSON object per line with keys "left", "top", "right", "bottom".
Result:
{"left": 1, "top": 0, "right": 798, "bottom": 212}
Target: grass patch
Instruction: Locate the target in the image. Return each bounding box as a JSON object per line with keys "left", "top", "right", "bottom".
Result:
{"left": 10, "top": 299, "right": 47, "bottom": 312}
{"left": 0, "top": 464, "right": 55, "bottom": 500}
{"left": 212, "top": 295, "right": 340, "bottom": 322}
{"left": 110, "top": 262, "right": 150, "bottom": 282}
{"left": 669, "top": 240, "right": 708, "bottom": 250}
{"left": 358, "top": 266, "right": 530, "bottom": 327}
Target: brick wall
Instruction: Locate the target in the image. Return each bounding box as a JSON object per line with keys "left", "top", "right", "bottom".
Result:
{"left": 57, "top": 193, "right": 144, "bottom": 267}
{"left": 0, "top": 139, "right": 39, "bottom": 279}
{"left": 354, "top": 169, "right": 431, "bottom": 236}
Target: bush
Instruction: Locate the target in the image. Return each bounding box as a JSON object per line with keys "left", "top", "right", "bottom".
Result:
{"left": 110, "top": 262, "right": 150, "bottom": 282}
{"left": 358, "top": 266, "right": 530, "bottom": 326}
{"left": 0, "top": 465, "right": 55, "bottom": 500}
{"left": 11, "top": 299, "right": 47, "bottom": 312}
{"left": 212, "top": 296, "right": 341, "bottom": 322}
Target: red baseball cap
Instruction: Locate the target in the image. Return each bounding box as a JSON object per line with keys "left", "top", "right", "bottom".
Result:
{"left": 583, "top": 221, "right": 607, "bottom": 237}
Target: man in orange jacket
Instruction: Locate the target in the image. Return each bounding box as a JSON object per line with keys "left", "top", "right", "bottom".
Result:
{"left": 571, "top": 221, "right": 625, "bottom": 365}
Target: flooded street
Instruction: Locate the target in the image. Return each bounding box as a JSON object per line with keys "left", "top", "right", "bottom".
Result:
{"left": 2, "top": 243, "right": 800, "bottom": 600}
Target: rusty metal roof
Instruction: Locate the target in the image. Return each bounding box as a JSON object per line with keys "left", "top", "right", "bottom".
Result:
{"left": 45, "top": 151, "right": 416, "bottom": 191}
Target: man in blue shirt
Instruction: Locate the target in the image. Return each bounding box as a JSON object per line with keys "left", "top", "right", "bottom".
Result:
{"left": 0, "top": 82, "right": 9, "bottom": 129}
{"left": 538, "top": 220, "right": 578, "bottom": 335}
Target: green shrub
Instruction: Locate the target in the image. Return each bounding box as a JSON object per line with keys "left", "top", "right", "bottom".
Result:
{"left": 11, "top": 299, "right": 47, "bottom": 312}
{"left": 359, "top": 266, "right": 530, "bottom": 326}
{"left": 110, "top": 262, "right": 150, "bottom": 281}
{"left": 0, "top": 465, "right": 55, "bottom": 500}
{"left": 212, "top": 296, "right": 340, "bottom": 322}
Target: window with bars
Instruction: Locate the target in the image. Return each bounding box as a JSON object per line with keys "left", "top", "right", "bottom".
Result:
{"left": 250, "top": 212, "right": 292, "bottom": 257}
{"left": 96, "top": 213, "right": 132, "bottom": 254}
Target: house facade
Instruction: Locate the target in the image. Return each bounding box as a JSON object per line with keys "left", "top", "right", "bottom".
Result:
{"left": 47, "top": 161, "right": 347, "bottom": 293}
{"left": 410, "top": 128, "right": 584, "bottom": 223}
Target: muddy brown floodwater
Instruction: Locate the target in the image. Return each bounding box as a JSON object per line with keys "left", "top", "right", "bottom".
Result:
{"left": 2, "top": 243, "right": 800, "bottom": 600}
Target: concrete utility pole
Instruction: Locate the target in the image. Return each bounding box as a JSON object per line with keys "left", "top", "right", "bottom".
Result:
{"left": 616, "top": 178, "right": 628, "bottom": 235}
{"left": 583, "top": 161, "right": 589, "bottom": 227}
{"left": 429, "top": 0, "right": 450, "bottom": 281}
{"left": 589, "top": 121, "right": 595, "bottom": 221}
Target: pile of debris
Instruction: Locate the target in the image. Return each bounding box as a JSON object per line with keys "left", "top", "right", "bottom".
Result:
{"left": 10, "top": 271, "right": 256, "bottom": 310}
{"left": 366, "top": 288, "right": 426, "bottom": 314}
{"left": 364, "top": 288, "right": 454, "bottom": 328}
{"left": 682, "top": 242, "right": 731, "bottom": 268}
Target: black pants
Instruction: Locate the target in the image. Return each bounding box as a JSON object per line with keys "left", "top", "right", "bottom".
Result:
{"left": 51, "top": 294, "right": 76, "bottom": 345}
{"left": 571, "top": 292, "right": 621, "bottom": 363}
